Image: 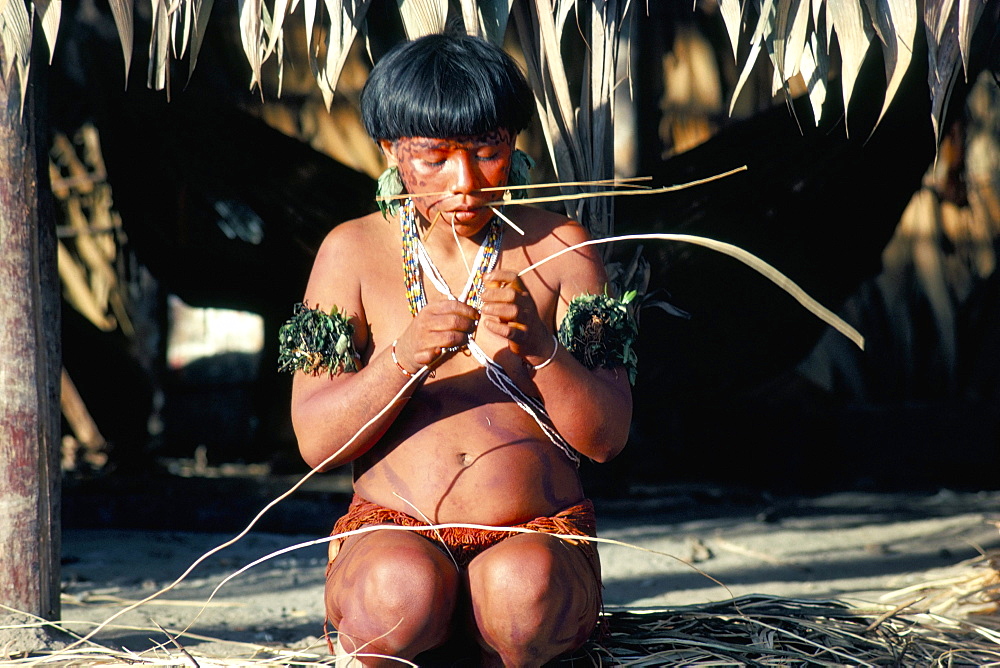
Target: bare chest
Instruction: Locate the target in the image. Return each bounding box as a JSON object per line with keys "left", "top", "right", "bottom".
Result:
{"left": 360, "top": 248, "right": 556, "bottom": 355}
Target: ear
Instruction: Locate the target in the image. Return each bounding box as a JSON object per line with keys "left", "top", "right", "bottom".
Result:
{"left": 378, "top": 140, "right": 398, "bottom": 167}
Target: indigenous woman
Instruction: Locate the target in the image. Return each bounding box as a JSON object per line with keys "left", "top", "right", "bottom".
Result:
{"left": 283, "top": 31, "right": 634, "bottom": 667}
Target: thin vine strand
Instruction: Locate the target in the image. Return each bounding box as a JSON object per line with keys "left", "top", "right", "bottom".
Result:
{"left": 517, "top": 233, "right": 865, "bottom": 350}
{"left": 60, "top": 365, "right": 432, "bottom": 651}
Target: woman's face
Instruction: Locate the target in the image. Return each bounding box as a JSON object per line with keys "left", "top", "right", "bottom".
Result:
{"left": 382, "top": 129, "right": 515, "bottom": 237}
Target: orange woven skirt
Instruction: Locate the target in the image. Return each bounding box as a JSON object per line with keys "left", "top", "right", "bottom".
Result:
{"left": 327, "top": 494, "right": 600, "bottom": 569}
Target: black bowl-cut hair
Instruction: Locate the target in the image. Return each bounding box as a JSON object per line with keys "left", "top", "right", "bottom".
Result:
{"left": 361, "top": 32, "right": 534, "bottom": 142}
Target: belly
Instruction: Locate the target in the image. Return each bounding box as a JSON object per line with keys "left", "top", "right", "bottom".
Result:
{"left": 352, "top": 368, "right": 584, "bottom": 525}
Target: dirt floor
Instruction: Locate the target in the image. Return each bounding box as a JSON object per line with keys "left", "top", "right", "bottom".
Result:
{"left": 8, "top": 466, "right": 1000, "bottom": 663}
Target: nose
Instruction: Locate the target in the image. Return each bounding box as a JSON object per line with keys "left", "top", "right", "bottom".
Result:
{"left": 450, "top": 152, "right": 477, "bottom": 194}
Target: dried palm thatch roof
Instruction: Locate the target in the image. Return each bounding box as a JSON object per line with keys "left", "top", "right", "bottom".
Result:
{"left": 3, "top": 0, "right": 995, "bottom": 144}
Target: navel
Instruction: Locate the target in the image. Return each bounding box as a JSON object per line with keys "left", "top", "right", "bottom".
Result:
{"left": 457, "top": 452, "right": 474, "bottom": 467}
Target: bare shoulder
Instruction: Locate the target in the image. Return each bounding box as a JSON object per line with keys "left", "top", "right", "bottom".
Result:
{"left": 505, "top": 204, "right": 605, "bottom": 287}
{"left": 303, "top": 212, "right": 389, "bottom": 316}
{"left": 315, "top": 212, "right": 388, "bottom": 264}
{"left": 505, "top": 204, "right": 590, "bottom": 243}
{"left": 310, "top": 213, "right": 390, "bottom": 278}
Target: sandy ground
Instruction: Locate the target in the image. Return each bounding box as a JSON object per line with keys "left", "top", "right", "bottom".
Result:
{"left": 53, "top": 486, "right": 1000, "bottom": 658}
{"left": 10, "top": 480, "right": 1000, "bottom": 663}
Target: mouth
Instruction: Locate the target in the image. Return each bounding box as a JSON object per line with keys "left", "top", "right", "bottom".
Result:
{"left": 449, "top": 210, "right": 480, "bottom": 224}
{"left": 425, "top": 194, "right": 505, "bottom": 224}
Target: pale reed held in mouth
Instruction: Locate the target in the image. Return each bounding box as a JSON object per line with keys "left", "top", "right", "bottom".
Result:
{"left": 374, "top": 168, "right": 748, "bottom": 208}
{"left": 373, "top": 175, "right": 657, "bottom": 205}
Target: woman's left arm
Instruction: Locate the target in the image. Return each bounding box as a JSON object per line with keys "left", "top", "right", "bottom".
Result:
{"left": 480, "top": 220, "right": 633, "bottom": 462}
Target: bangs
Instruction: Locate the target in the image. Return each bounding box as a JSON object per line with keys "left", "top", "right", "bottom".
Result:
{"left": 380, "top": 86, "right": 512, "bottom": 140}
{"left": 362, "top": 33, "right": 534, "bottom": 141}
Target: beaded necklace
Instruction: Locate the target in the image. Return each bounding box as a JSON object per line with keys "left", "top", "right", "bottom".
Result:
{"left": 400, "top": 197, "right": 504, "bottom": 316}
{"left": 396, "top": 198, "right": 579, "bottom": 465}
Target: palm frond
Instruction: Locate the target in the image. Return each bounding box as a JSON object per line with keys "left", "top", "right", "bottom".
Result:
{"left": 263, "top": 0, "right": 293, "bottom": 63}
{"left": 798, "top": 27, "right": 828, "bottom": 123}
{"left": 827, "top": 0, "right": 874, "bottom": 134}
{"left": 509, "top": 0, "right": 629, "bottom": 245}
{"left": 237, "top": 0, "right": 264, "bottom": 92}
{"left": 0, "top": 0, "right": 986, "bottom": 155}
{"left": 958, "top": 0, "right": 987, "bottom": 75}
{"left": 0, "top": 0, "right": 32, "bottom": 112}
{"left": 926, "top": 1, "right": 964, "bottom": 144}
{"left": 870, "top": 0, "right": 917, "bottom": 129}
{"left": 106, "top": 0, "right": 133, "bottom": 80}
{"left": 773, "top": 0, "right": 808, "bottom": 85}
{"left": 719, "top": 0, "right": 990, "bottom": 145}
{"left": 728, "top": 0, "right": 772, "bottom": 116}
{"left": 147, "top": 0, "right": 170, "bottom": 90}
{"left": 458, "top": 0, "right": 479, "bottom": 35}
{"left": 34, "top": 0, "right": 60, "bottom": 64}
{"left": 396, "top": 0, "right": 449, "bottom": 40}
{"left": 311, "top": 0, "right": 373, "bottom": 108}
{"left": 718, "top": 0, "right": 742, "bottom": 63}
{"left": 475, "top": 0, "right": 512, "bottom": 44}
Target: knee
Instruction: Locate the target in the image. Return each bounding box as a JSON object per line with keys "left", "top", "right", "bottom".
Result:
{"left": 471, "top": 538, "right": 562, "bottom": 608}
{"left": 328, "top": 539, "right": 458, "bottom": 654}
{"left": 469, "top": 537, "right": 598, "bottom": 663}
{"left": 368, "top": 550, "right": 456, "bottom": 615}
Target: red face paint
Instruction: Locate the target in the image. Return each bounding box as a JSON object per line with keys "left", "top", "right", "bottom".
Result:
{"left": 390, "top": 130, "right": 514, "bottom": 237}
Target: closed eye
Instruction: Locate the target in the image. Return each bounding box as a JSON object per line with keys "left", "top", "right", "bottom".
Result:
{"left": 476, "top": 145, "right": 505, "bottom": 160}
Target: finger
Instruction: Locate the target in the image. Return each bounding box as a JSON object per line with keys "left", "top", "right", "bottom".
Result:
{"left": 484, "top": 269, "right": 517, "bottom": 284}
{"left": 410, "top": 327, "right": 472, "bottom": 361}
{"left": 433, "top": 314, "right": 478, "bottom": 334}
{"left": 393, "top": 335, "right": 433, "bottom": 372}
{"left": 481, "top": 318, "right": 527, "bottom": 341}
{"left": 417, "top": 306, "right": 479, "bottom": 335}
{"left": 481, "top": 284, "right": 528, "bottom": 308}
{"left": 481, "top": 319, "right": 524, "bottom": 356}
{"left": 507, "top": 321, "right": 528, "bottom": 336}
{"left": 425, "top": 300, "right": 481, "bottom": 321}
{"left": 412, "top": 346, "right": 444, "bottom": 366}
{"left": 480, "top": 288, "right": 511, "bottom": 308}
{"left": 411, "top": 331, "right": 469, "bottom": 365}
{"left": 484, "top": 272, "right": 526, "bottom": 293}
{"left": 479, "top": 301, "right": 520, "bottom": 321}
{"left": 436, "top": 329, "right": 475, "bottom": 350}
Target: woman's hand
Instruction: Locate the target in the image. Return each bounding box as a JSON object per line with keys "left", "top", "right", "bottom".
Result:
{"left": 393, "top": 300, "right": 480, "bottom": 372}
{"left": 480, "top": 270, "right": 552, "bottom": 364}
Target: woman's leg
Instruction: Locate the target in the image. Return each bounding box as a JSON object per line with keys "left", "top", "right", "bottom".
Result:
{"left": 467, "top": 533, "right": 601, "bottom": 668}
{"left": 325, "top": 529, "right": 459, "bottom": 666}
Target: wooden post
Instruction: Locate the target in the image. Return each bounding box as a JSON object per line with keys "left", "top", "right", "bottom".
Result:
{"left": 0, "top": 54, "right": 62, "bottom": 649}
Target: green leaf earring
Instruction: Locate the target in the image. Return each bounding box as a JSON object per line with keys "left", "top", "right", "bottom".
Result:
{"left": 376, "top": 166, "right": 404, "bottom": 218}
{"left": 508, "top": 149, "right": 535, "bottom": 199}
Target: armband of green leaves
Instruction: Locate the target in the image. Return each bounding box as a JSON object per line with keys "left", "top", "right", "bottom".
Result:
{"left": 278, "top": 302, "right": 360, "bottom": 377}
{"left": 557, "top": 291, "right": 638, "bottom": 385}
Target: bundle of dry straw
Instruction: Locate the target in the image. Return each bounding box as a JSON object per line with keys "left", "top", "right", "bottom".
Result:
{"left": 576, "top": 543, "right": 1000, "bottom": 666}
{"left": 579, "top": 591, "right": 1000, "bottom": 666}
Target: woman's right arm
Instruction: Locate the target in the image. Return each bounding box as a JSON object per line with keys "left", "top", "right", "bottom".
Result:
{"left": 290, "top": 221, "right": 478, "bottom": 470}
